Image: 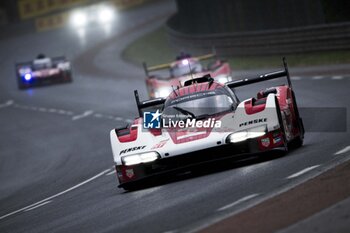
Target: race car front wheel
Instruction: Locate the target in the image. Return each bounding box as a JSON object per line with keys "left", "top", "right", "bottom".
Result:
{"left": 290, "top": 91, "right": 304, "bottom": 148}
{"left": 17, "top": 76, "right": 29, "bottom": 90}
{"left": 275, "top": 97, "right": 288, "bottom": 153}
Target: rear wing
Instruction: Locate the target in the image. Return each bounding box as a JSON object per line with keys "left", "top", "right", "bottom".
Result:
{"left": 226, "top": 57, "right": 292, "bottom": 89}
{"left": 143, "top": 53, "right": 217, "bottom": 76}
{"left": 15, "top": 56, "right": 69, "bottom": 68}
{"left": 51, "top": 56, "right": 69, "bottom": 63}
{"left": 134, "top": 90, "right": 165, "bottom": 117}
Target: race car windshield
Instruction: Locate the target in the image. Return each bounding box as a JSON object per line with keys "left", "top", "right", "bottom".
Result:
{"left": 170, "top": 60, "right": 203, "bottom": 77}
{"left": 162, "top": 94, "right": 234, "bottom": 121}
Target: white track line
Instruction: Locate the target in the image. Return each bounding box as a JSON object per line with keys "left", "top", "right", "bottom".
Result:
{"left": 57, "top": 110, "right": 67, "bottom": 114}
{"left": 286, "top": 165, "right": 320, "bottom": 179}
{"left": 335, "top": 146, "right": 350, "bottom": 155}
{"left": 312, "top": 76, "right": 324, "bottom": 80}
{"left": 48, "top": 108, "right": 58, "bottom": 113}
{"left": 217, "top": 194, "right": 260, "bottom": 211}
{"left": 0, "top": 100, "right": 14, "bottom": 108}
{"left": 24, "top": 201, "right": 52, "bottom": 212}
{"left": 106, "top": 170, "right": 116, "bottom": 176}
{"left": 72, "top": 110, "right": 94, "bottom": 121}
{"left": 332, "top": 76, "right": 343, "bottom": 80}
{"left": 0, "top": 169, "right": 111, "bottom": 220}
{"left": 291, "top": 76, "right": 301, "bottom": 80}
{"left": 6, "top": 100, "right": 129, "bottom": 123}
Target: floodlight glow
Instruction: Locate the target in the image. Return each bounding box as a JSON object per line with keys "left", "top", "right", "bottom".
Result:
{"left": 98, "top": 8, "right": 114, "bottom": 23}
{"left": 71, "top": 11, "right": 87, "bottom": 27}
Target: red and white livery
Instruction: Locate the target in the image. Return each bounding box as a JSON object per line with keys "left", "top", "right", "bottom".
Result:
{"left": 143, "top": 53, "right": 232, "bottom": 98}
{"left": 110, "top": 58, "right": 304, "bottom": 190}
{"left": 15, "top": 54, "right": 72, "bottom": 90}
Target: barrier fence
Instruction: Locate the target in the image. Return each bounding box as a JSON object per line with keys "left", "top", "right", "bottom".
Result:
{"left": 166, "top": 22, "right": 350, "bottom": 56}
{"left": 15, "top": 0, "right": 153, "bottom": 31}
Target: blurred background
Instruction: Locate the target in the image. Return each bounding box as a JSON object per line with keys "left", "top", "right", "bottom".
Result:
{"left": 1, "top": 0, "right": 350, "bottom": 69}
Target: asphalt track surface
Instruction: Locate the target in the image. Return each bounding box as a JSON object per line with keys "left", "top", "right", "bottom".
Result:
{"left": 0, "top": 1, "right": 349, "bottom": 232}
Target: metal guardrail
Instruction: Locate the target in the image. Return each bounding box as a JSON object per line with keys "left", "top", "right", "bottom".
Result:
{"left": 166, "top": 22, "right": 350, "bottom": 56}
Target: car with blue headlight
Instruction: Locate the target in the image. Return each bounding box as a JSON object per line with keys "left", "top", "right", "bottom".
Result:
{"left": 15, "top": 54, "right": 72, "bottom": 90}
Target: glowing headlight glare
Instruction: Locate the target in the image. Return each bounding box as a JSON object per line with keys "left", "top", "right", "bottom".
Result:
{"left": 71, "top": 11, "right": 87, "bottom": 27}
{"left": 155, "top": 87, "right": 172, "bottom": 98}
{"left": 247, "top": 125, "right": 266, "bottom": 138}
{"left": 217, "top": 76, "right": 228, "bottom": 84}
{"left": 229, "top": 125, "right": 266, "bottom": 143}
{"left": 229, "top": 131, "right": 248, "bottom": 143}
{"left": 139, "top": 152, "right": 159, "bottom": 163}
{"left": 24, "top": 73, "right": 32, "bottom": 81}
{"left": 181, "top": 59, "right": 189, "bottom": 65}
{"left": 98, "top": 8, "right": 114, "bottom": 23}
{"left": 122, "top": 152, "right": 159, "bottom": 166}
{"left": 217, "top": 75, "right": 233, "bottom": 84}
{"left": 122, "top": 155, "right": 141, "bottom": 166}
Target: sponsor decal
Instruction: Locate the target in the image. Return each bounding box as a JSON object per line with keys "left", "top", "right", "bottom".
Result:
{"left": 261, "top": 137, "right": 270, "bottom": 147}
{"left": 143, "top": 110, "right": 221, "bottom": 129}
{"left": 239, "top": 118, "right": 267, "bottom": 127}
{"left": 152, "top": 139, "right": 168, "bottom": 149}
{"left": 273, "top": 136, "right": 282, "bottom": 144}
{"left": 119, "top": 145, "right": 146, "bottom": 155}
{"left": 125, "top": 169, "right": 134, "bottom": 178}
{"left": 144, "top": 110, "right": 161, "bottom": 129}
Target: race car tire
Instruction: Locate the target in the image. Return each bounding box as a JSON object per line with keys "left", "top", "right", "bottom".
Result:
{"left": 290, "top": 91, "right": 304, "bottom": 148}
{"left": 121, "top": 183, "right": 140, "bottom": 191}
{"left": 65, "top": 71, "right": 73, "bottom": 83}
{"left": 17, "top": 76, "right": 28, "bottom": 90}
{"left": 275, "top": 97, "right": 288, "bottom": 153}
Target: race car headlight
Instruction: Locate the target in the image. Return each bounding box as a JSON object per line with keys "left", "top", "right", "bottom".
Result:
{"left": 216, "top": 75, "right": 233, "bottom": 84}
{"left": 98, "top": 7, "right": 115, "bottom": 23}
{"left": 122, "top": 152, "right": 160, "bottom": 166}
{"left": 57, "top": 62, "right": 70, "bottom": 70}
{"left": 70, "top": 11, "right": 87, "bottom": 27}
{"left": 227, "top": 125, "right": 266, "bottom": 143}
{"left": 154, "top": 87, "right": 172, "bottom": 98}
{"left": 24, "top": 73, "right": 32, "bottom": 81}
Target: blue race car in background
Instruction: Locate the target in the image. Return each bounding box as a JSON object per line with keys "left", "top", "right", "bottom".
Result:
{"left": 15, "top": 54, "right": 72, "bottom": 90}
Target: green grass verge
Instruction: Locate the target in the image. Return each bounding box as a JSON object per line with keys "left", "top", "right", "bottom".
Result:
{"left": 122, "top": 26, "right": 177, "bottom": 67}
{"left": 122, "top": 26, "right": 350, "bottom": 70}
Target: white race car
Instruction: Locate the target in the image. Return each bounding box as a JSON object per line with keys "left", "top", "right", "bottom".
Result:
{"left": 110, "top": 58, "right": 304, "bottom": 190}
